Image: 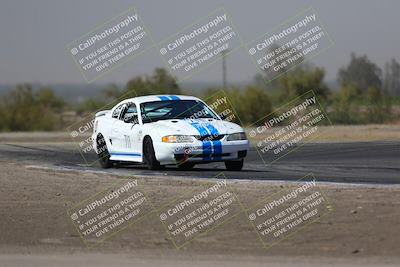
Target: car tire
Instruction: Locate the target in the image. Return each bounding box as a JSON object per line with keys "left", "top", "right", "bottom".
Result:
{"left": 225, "top": 159, "right": 244, "bottom": 171}
{"left": 143, "top": 137, "right": 161, "bottom": 170}
{"left": 177, "top": 162, "right": 195, "bottom": 170}
{"left": 97, "top": 135, "right": 113, "bottom": 169}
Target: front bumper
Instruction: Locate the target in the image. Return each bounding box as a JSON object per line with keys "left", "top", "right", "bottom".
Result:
{"left": 153, "top": 139, "right": 249, "bottom": 165}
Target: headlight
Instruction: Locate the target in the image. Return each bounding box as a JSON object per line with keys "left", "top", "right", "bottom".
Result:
{"left": 161, "top": 135, "right": 195, "bottom": 143}
{"left": 226, "top": 132, "right": 247, "bottom": 141}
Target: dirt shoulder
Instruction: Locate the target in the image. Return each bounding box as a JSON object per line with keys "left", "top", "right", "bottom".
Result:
{"left": 0, "top": 124, "right": 399, "bottom": 144}
{"left": 0, "top": 159, "right": 399, "bottom": 266}
{"left": 247, "top": 124, "right": 400, "bottom": 143}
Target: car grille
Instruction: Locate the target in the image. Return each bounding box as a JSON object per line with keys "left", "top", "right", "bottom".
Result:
{"left": 194, "top": 135, "right": 225, "bottom": 141}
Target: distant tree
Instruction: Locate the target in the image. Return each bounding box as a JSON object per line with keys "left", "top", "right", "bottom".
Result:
{"left": 76, "top": 99, "right": 106, "bottom": 113}
{"left": 365, "top": 86, "right": 394, "bottom": 123}
{"left": 277, "top": 66, "right": 329, "bottom": 101}
{"left": 254, "top": 42, "right": 304, "bottom": 90}
{"left": 200, "top": 88, "right": 242, "bottom": 124}
{"left": 338, "top": 53, "right": 382, "bottom": 92}
{"left": 36, "top": 87, "right": 64, "bottom": 110}
{"left": 241, "top": 86, "right": 273, "bottom": 124}
{"left": 202, "top": 88, "right": 221, "bottom": 98}
{"left": 125, "top": 68, "right": 181, "bottom": 96}
{"left": 0, "top": 84, "right": 64, "bottom": 131}
{"left": 101, "top": 83, "right": 121, "bottom": 99}
{"left": 331, "top": 83, "right": 361, "bottom": 124}
{"left": 223, "top": 88, "right": 244, "bottom": 123}
{"left": 201, "top": 86, "right": 272, "bottom": 125}
{"left": 1, "top": 84, "right": 36, "bottom": 131}
{"left": 383, "top": 58, "right": 400, "bottom": 96}
{"left": 366, "top": 86, "right": 385, "bottom": 123}
{"left": 152, "top": 68, "right": 180, "bottom": 93}
{"left": 254, "top": 72, "right": 267, "bottom": 89}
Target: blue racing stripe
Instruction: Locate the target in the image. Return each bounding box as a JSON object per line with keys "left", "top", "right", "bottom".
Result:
{"left": 212, "top": 140, "right": 222, "bottom": 160}
{"left": 158, "top": 96, "right": 170, "bottom": 101}
{"left": 203, "top": 123, "right": 222, "bottom": 160}
{"left": 190, "top": 122, "right": 208, "bottom": 136}
{"left": 189, "top": 121, "right": 212, "bottom": 160}
{"left": 202, "top": 141, "right": 212, "bottom": 160}
{"left": 168, "top": 95, "right": 180, "bottom": 100}
{"left": 203, "top": 123, "right": 219, "bottom": 137}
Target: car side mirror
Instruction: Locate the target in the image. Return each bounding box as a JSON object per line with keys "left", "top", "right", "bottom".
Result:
{"left": 123, "top": 114, "right": 138, "bottom": 124}
{"left": 123, "top": 116, "right": 131, "bottom": 123}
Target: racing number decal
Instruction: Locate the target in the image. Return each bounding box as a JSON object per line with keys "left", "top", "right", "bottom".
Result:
{"left": 124, "top": 135, "right": 131, "bottom": 149}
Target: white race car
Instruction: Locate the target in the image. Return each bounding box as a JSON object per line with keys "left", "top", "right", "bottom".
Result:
{"left": 92, "top": 95, "right": 249, "bottom": 170}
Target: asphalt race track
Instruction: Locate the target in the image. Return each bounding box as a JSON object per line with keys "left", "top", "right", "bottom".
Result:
{"left": 0, "top": 141, "right": 399, "bottom": 184}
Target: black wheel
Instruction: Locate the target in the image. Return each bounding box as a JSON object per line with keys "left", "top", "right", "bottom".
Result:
{"left": 177, "top": 162, "right": 195, "bottom": 170}
{"left": 143, "top": 137, "right": 161, "bottom": 170}
{"left": 225, "top": 159, "right": 244, "bottom": 171}
{"left": 97, "top": 135, "right": 113, "bottom": 169}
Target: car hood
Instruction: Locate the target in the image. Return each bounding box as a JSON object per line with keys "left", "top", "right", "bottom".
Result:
{"left": 149, "top": 118, "right": 243, "bottom": 136}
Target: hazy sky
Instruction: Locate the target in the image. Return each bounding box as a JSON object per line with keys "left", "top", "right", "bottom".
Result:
{"left": 1, "top": 0, "right": 399, "bottom": 85}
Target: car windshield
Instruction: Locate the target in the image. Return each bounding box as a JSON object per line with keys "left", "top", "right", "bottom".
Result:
{"left": 140, "top": 100, "right": 219, "bottom": 123}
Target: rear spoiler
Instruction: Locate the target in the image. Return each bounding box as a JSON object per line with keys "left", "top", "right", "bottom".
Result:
{"left": 95, "top": 110, "right": 110, "bottom": 117}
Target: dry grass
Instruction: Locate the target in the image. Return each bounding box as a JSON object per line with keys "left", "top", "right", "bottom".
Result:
{"left": 246, "top": 124, "right": 400, "bottom": 143}
{"left": 0, "top": 124, "right": 398, "bottom": 143}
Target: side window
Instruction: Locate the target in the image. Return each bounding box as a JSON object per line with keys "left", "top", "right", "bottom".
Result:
{"left": 121, "top": 103, "right": 138, "bottom": 124}
{"left": 112, "top": 104, "right": 125, "bottom": 119}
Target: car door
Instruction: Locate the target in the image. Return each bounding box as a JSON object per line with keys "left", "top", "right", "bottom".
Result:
{"left": 108, "top": 103, "right": 126, "bottom": 152}
{"left": 110, "top": 102, "right": 142, "bottom": 161}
